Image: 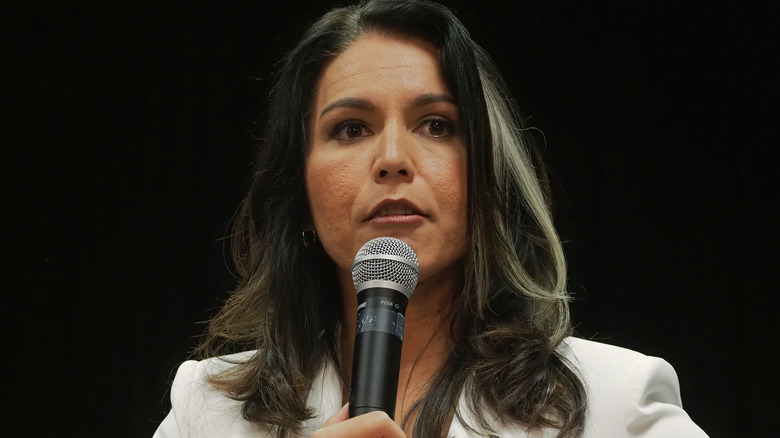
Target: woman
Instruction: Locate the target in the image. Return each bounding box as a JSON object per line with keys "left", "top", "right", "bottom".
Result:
{"left": 154, "top": 1, "right": 708, "bottom": 437}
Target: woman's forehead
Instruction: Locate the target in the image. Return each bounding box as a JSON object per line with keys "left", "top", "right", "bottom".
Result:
{"left": 314, "top": 33, "right": 449, "bottom": 108}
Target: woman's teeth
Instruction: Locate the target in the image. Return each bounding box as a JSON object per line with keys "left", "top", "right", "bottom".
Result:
{"left": 375, "top": 204, "right": 415, "bottom": 216}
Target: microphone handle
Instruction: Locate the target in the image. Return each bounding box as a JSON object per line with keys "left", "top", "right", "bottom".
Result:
{"left": 349, "top": 287, "right": 409, "bottom": 419}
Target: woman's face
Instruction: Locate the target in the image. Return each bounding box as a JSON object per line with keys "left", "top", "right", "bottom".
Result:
{"left": 305, "top": 33, "right": 468, "bottom": 288}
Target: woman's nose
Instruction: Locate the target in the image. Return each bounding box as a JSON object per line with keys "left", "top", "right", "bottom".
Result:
{"left": 373, "top": 122, "right": 415, "bottom": 182}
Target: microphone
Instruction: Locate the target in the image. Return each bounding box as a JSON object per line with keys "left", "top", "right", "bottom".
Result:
{"left": 348, "top": 237, "right": 420, "bottom": 420}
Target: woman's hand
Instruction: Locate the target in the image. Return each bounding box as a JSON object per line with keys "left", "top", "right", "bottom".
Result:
{"left": 312, "top": 404, "right": 406, "bottom": 438}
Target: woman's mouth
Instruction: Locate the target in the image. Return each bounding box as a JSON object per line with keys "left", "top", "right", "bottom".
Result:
{"left": 367, "top": 200, "right": 425, "bottom": 223}
{"left": 373, "top": 204, "right": 416, "bottom": 217}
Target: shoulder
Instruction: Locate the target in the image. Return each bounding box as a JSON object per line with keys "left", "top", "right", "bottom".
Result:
{"left": 558, "top": 337, "right": 708, "bottom": 438}
{"left": 154, "top": 351, "right": 274, "bottom": 438}
{"left": 561, "top": 337, "right": 666, "bottom": 385}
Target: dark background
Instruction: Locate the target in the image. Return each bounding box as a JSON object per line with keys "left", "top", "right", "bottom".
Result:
{"left": 4, "top": 0, "right": 776, "bottom": 436}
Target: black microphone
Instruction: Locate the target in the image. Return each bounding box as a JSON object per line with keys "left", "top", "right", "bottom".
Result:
{"left": 348, "top": 237, "right": 420, "bottom": 420}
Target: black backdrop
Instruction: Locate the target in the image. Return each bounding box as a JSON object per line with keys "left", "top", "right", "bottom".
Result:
{"left": 4, "top": 1, "right": 776, "bottom": 437}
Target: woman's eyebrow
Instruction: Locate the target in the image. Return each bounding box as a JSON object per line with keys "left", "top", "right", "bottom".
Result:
{"left": 412, "top": 93, "right": 455, "bottom": 108}
{"left": 319, "top": 97, "right": 375, "bottom": 119}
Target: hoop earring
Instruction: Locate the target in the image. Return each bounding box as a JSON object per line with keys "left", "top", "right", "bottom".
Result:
{"left": 302, "top": 228, "right": 317, "bottom": 248}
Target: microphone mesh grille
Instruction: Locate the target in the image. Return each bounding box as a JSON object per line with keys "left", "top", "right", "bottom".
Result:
{"left": 352, "top": 237, "right": 419, "bottom": 292}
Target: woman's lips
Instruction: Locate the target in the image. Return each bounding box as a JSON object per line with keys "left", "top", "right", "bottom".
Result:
{"left": 368, "top": 213, "right": 425, "bottom": 224}
{"left": 373, "top": 203, "right": 415, "bottom": 216}
{"left": 366, "top": 200, "right": 425, "bottom": 223}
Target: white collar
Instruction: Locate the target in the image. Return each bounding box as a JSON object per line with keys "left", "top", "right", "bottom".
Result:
{"left": 298, "top": 362, "right": 543, "bottom": 438}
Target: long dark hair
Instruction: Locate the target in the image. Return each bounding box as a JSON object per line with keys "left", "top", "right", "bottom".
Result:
{"left": 198, "top": 1, "right": 587, "bottom": 436}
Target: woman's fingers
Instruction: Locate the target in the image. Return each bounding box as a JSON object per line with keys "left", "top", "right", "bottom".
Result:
{"left": 321, "top": 403, "right": 350, "bottom": 428}
{"left": 313, "top": 405, "right": 406, "bottom": 438}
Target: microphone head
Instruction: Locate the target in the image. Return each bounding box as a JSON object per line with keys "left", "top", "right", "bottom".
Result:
{"left": 351, "top": 237, "right": 420, "bottom": 298}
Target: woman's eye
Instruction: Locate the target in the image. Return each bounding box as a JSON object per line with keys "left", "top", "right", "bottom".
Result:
{"left": 332, "top": 121, "right": 371, "bottom": 141}
{"left": 418, "top": 118, "right": 455, "bottom": 138}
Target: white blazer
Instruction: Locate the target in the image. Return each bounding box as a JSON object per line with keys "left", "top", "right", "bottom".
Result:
{"left": 153, "top": 337, "right": 708, "bottom": 437}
